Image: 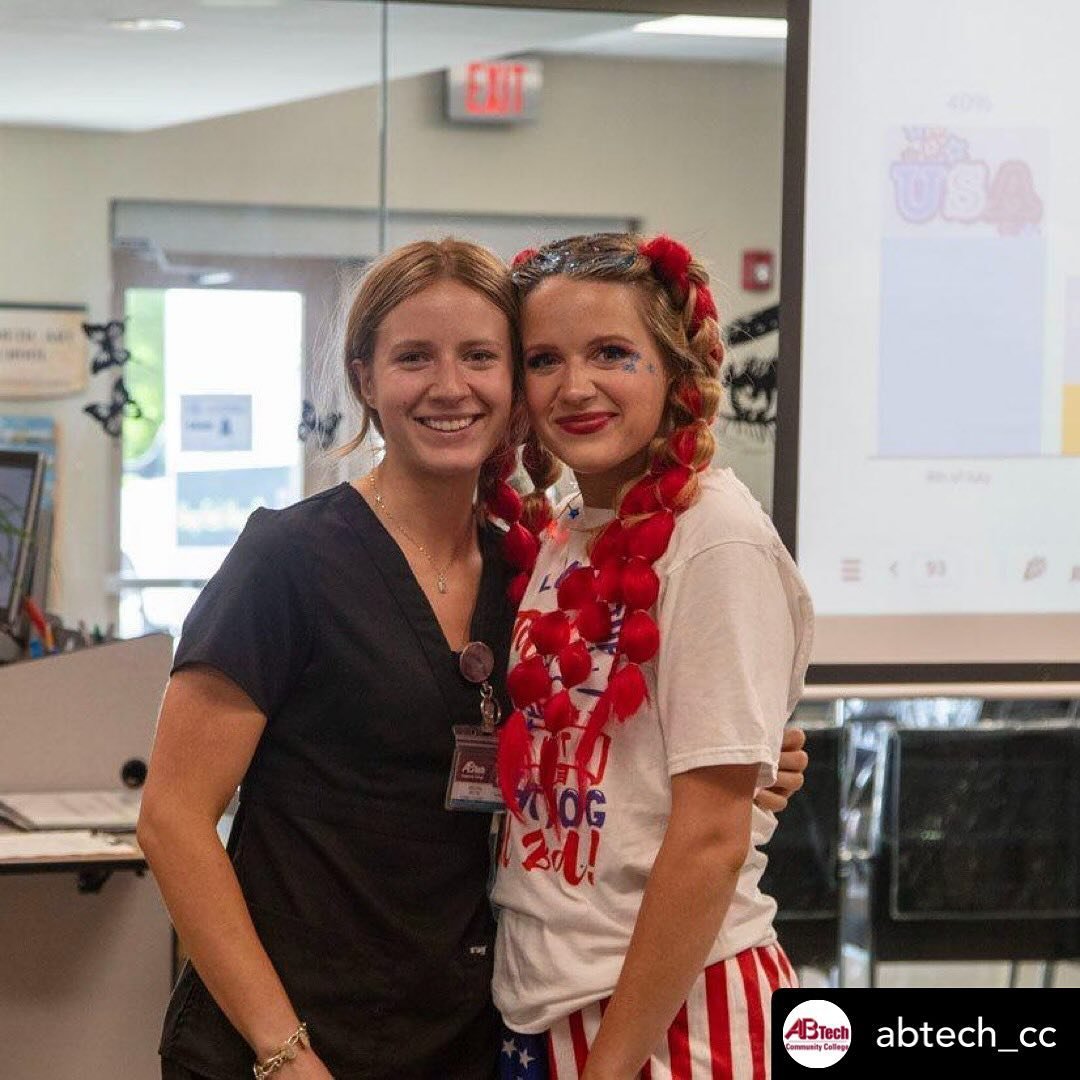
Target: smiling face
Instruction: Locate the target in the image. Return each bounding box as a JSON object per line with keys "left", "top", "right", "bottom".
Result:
{"left": 356, "top": 278, "right": 514, "bottom": 480}
{"left": 521, "top": 276, "right": 669, "bottom": 507}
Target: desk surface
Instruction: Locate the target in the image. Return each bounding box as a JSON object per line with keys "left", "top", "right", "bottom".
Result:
{"left": 0, "top": 821, "right": 145, "bottom": 875}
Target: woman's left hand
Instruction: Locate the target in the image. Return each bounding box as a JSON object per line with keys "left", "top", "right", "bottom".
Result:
{"left": 754, "top": 725, "right": 808, "bottom": 813}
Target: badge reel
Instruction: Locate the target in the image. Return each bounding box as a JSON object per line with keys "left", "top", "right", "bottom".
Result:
{"left": 445, "top": 641, "right": 505, "bottom": 813}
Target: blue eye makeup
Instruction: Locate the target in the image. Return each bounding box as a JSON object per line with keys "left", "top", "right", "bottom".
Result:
{"left": 524, "top": 343, "right": 649, "bottom": 373}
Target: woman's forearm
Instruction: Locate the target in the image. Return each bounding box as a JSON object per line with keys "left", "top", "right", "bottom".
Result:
{"left": 581, "top": 764, "right": 759, "bottom": 1080}
{"left": 580, "top": 830, "right": 744, "bottom": 1080}
{"left": 139, "top": 806, "right": 301, "bottom": 1060}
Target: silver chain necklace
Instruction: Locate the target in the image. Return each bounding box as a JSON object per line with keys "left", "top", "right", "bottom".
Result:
{"left": 367, "top": 471, "right": 473, "bottom": 594}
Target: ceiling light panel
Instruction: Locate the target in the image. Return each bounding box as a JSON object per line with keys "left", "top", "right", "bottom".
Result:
{"left": 633, "top": 16, "right": 787, "bottom": 40}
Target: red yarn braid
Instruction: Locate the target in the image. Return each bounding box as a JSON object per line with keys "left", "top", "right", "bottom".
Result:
{"left": 492, "top": 235, "right": 721, "bottom": 822}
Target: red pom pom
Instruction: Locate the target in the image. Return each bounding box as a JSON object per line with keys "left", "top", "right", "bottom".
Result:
{"left": 610, "top": 662, "right": 648, "bottom": 720}
{"left": 675, "top": 380, "right": 704, "bottom": 419}
{"left": 488, "top": 481, "right": 522, "bottom": 523}
{"left": 556, "top": 566, "right": 595, "bottom": 610}
{"left": 621, "top": 557, "right": 660, "bottom": 611}
{"left": 591, "top": 520, "right": 625, "bottom": 564}
{"left": 507, "top": 571, "right": 530, "bottom": 608}
{"left": 639, "top": 235, "right": 692, "bottom": 293}
{"left": 497, "top": 710, "right": 531, "bottom": 820}
{"left": 618, "top": 610, "right": 660, "bottom": 664}
{"left": 504, "top": 522, "right": 540, "bottom": 571}
{"left": 512, "top": 247, "right": 539, "bottom": 268}
{"left": 507, "top": 655, "right": 551, "bottom": 709}
{"left": 657, "top": 465, "right": 694, "bottom": 508}
{"left": 543, "top": 689, "right": 576, "bottom": 733}
{"left": 691, "top": 285, "right": 718, "bottom": 329}
{"left": 557, "top": 640, "right": 593, "bottom": 688}
{"left": 529, "top": 610, "right": 572, "bottom": 655}
{"left": 520, "top": 496, "right": 554, "bottom": 535}
{"left": 625, "top": 511, "right": 676, "bottom": 563}
{"left": 619, "top": 477, "right": 660, "bottom": 517}
{"left": 669, "top": 425, "right": 700, "bottom": 468}
{"left": 575, "top": 599, "right": 613, "bottom": 644}
{"left": 594, "top": 557, "right": 624, "bottom": 604}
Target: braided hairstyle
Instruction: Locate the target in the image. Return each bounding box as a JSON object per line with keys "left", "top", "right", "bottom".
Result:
{"left": 490, "top": 233, "right": 724, "bottom": 820}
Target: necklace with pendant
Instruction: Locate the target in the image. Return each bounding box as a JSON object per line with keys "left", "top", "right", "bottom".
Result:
{"left": 367, "top": 471, "right": 473, "bottom": 594}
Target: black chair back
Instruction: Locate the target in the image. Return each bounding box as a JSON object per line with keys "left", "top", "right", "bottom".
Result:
{"left": 871, "top": 722, "right": 1080, "bottom": 963}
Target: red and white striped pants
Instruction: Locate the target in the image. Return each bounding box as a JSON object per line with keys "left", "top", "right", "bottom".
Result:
{"left": 546, "top": 943, "right": 797, "bottom": 1079}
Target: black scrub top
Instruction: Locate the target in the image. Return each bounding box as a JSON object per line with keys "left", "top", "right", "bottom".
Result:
{"left": 158, "top": 483, "right": 514, "bottom": 1080}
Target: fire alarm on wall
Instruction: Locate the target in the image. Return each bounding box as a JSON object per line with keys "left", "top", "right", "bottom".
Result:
{"left": 741, "top": 250, "right": 775, "bottom": 291}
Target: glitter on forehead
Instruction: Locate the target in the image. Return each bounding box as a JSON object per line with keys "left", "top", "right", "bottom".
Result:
{"left": 512, "top": 244, "right": 637, "bottom": 285}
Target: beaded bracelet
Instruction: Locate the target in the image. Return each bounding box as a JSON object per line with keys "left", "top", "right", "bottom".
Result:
{"left": 253, "top": 1021, "right": 310, "bottom": 1079}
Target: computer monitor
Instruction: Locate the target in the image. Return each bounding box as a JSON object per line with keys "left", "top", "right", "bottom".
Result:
{"left": 0, "top": 449, "right": 46, "bottom": 632}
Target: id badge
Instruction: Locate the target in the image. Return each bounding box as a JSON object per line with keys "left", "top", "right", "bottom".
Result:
{"left": 445, "top": 724, "right": 504, "bottom": 813}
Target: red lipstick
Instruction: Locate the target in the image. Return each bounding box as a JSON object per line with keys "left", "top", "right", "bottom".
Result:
{"left": 555, "top": 412, "right": 614, "bottom": 435}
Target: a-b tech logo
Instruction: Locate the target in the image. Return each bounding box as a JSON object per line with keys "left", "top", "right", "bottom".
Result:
{"left": 782, "top": 999, "right": 852, "bottom": 1068}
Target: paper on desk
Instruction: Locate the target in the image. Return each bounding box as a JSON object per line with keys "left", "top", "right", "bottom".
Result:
{"left": 0, "top": 830, "right": 141, "bottom": 862}
{"left": 0, "top": 789, "right": 141, "bottom": 832}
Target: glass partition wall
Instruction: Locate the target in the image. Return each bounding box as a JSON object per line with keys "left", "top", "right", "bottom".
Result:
{"left": 2, "top": 0, "right": 788, "bottom": 636}
{"left": 16, "top": 0, "right": 778, "bottom": 637}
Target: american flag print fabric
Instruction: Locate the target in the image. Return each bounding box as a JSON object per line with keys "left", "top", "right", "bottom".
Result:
{"left": 503, "top": 944, "right": 797, "bottom": 1080}
{"left": 498, "top": 1029, "right": 550, "bottom": 1080}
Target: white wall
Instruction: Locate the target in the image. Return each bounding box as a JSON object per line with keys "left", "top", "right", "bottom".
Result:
{"left": 0, "top": 55, "right": 785, "bottom": 624}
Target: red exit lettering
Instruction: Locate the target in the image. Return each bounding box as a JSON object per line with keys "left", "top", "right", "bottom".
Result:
{"left": 465, "top": 62, "right": 527, "bottom": 116}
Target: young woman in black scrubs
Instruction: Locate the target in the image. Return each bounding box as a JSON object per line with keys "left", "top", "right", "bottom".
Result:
{"left": 138, "top": 239, "right": 808, "bottom": 1080}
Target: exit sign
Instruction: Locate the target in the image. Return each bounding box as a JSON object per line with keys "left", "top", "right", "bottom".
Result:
{"left": 446, "top": 60, "right": 541, "bottom": 124}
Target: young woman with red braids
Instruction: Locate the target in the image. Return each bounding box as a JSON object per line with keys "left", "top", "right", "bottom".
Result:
{"left": 488, "top": 233, "right": 814, "bottom": 1080}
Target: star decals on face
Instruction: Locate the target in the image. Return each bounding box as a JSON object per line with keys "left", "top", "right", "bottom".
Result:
{"left": 568, "top": 505, "right": 581, "bottom": 519}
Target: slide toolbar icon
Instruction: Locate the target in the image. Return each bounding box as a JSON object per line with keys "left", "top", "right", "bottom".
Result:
{"left": 1023, "top": 556, "right": 1047, "bottom": 582}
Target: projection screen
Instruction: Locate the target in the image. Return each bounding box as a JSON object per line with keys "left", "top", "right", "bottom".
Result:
{"left": 775, "top": 0, "right": 1080, "bottom": 686}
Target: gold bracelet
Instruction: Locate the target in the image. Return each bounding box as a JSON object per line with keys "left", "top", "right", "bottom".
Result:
{"left": 253, "top": 1021, "right": 310, "bottom": 1080}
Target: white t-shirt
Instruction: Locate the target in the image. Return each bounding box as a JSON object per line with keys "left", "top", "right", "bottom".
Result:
{"left": 491, "top": 468, "right": 814, "bottom": 1034}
